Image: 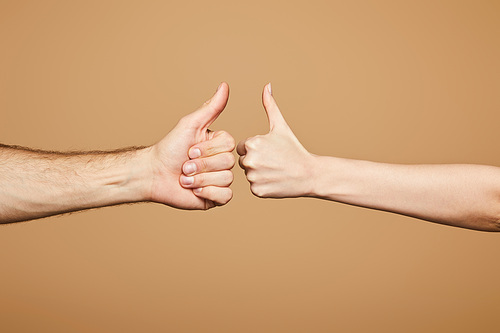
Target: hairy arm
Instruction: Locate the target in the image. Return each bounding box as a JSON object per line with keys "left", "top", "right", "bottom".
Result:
{"left": 0, "top": 145, "right": 152, "bottom": 223}
{"left": 1, "top": 82, "right": 235, "bottom": 223}
{"left": 237, "top": 84, "right": 500, "bottom": 232}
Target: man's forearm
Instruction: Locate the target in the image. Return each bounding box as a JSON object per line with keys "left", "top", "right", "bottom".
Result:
{"left": 312, "top": 156, "right": 500, "bottom": 231}
{"left": 0, "top": 144, "right": 152, "bottom": 223}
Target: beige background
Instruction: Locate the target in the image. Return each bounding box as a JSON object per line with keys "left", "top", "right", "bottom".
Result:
{"left": 1, "top": 0, "right": 499, "bottom": 332}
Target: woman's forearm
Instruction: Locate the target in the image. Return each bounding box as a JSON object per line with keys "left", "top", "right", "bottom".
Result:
{"left": 312, "top": 156, "right": 500, "bottom": 231}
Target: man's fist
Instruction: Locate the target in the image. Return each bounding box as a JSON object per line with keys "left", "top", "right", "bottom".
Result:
{"left": 147, "top": 82, "right": 235, "bottom": 210}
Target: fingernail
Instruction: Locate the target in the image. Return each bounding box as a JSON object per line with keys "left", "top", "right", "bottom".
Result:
{"left": 183, "top": 162, "right": 197, "bottom": 175}
{"left": 217, "top": 82, "right": 223, "bottom": 92}
{"left": 180, "top": 176, "right": 194, "bottom": 186}
{"left": 268, "top": 83, "right": 272, "bottom": 95}
{"left": 193, "top": 188, "right": 202, "bottom": 194}
{"left": 189, "top": 148, "right": 201, "bottom": 159}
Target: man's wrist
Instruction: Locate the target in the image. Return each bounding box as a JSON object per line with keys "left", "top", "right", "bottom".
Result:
{"left": 120, "top": 146, "right": 155, "bottom": 203}
{"left": 96, "top": 146, "right": 155, "bottom": 205}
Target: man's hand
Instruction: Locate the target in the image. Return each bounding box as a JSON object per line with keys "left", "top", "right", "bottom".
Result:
{"left": 237, "top": 84, "right": 316, "bottom": 198}
{"left": 0, "top": 83, "right": 235, "bottom": 223}
{"left": 148, "top": 82, "right": 236, "bottom": 210}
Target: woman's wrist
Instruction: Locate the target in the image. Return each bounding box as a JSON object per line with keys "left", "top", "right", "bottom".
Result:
{"left": 308, "top": 155, "right": 356, "bottom": 201}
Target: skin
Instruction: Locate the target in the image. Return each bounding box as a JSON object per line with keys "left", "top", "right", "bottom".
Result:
{"left": 0, "top": 82, "right": 235, "bottom": 223}
{"left": 236, "top": 83, "right": 500, "bottom": 232}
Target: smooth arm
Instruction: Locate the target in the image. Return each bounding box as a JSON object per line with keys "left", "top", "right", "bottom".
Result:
{"left": 237, "top": 84, "right": 500, "bottom": 232}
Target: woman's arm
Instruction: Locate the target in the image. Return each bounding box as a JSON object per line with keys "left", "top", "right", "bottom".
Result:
{"left": 312, "top": 157, "right": 500, "bottom": 231}
{"left": 237, "top": 84, "right": 500, "bottom": 232}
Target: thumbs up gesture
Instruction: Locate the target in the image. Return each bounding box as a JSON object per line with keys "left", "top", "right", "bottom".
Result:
{"left": 237, "top": 84, "right": 317, "bottom": 198}
{"left": 148, "top": 82, "right": 235, "bottom": 210}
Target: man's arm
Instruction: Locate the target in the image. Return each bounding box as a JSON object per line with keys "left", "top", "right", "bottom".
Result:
{"left": 0, "top": 145, "right": 152, "bottom": 223}
{"left": 0, "top": 82, "right": 235, "bottom": 223}
{"left": 236, "top": 84, "right": 500, "bottom": 232}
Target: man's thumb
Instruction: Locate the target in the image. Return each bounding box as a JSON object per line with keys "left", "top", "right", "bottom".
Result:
{"left": 191, "top": 82, "right": 229, "bottom": 128}
{"left": 262, "top": 83, "right": 287, "bottom": 131}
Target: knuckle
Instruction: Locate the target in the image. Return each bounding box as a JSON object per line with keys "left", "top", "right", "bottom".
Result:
{"left": 222, "top": 152, "right": 235, "bottom": 168}
{"left": 217, "top": 130, "right": 229, "bottom": 139}
{"left": 224, "top": 170, "right": 234, "bottom": 185}
{"left": 198, "top": 158, "right": 208, "bottom": 172}
{"left": 246, "top": 172, "right": 256, "bottom": 183}
{"left": 222, "top": 132, "right": 236, "bottom": 151}
{"left": 243, "top": 157, "right": 255, "bottom": 169}
{"left": 245, "top": 136, "right": 263, "bottom": 150}
{"left": 193, "top": 173, "right": 205, "bottom": 187}
{"left": 207, "top": 144, "right": 219, "bottom": 156}
{"left": 221, "top": 188, "right": 233, "bottom": 205}
{"left": 250, "top": 184, "right": 266, "bottom": 198}
{"left": 244, "top": 138, "right": 255, "bottom": 151}
{"left": 253, "top": 135, "right": 263, "bottom": 144}
{"left": 228, "top": 153, "right": 236, "bottom": 167}
{"left": 204, "top": 144, "right": 216, "bottom": 156}
{"left": 206, "top": 132, "right": 234, "bottom": 155}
